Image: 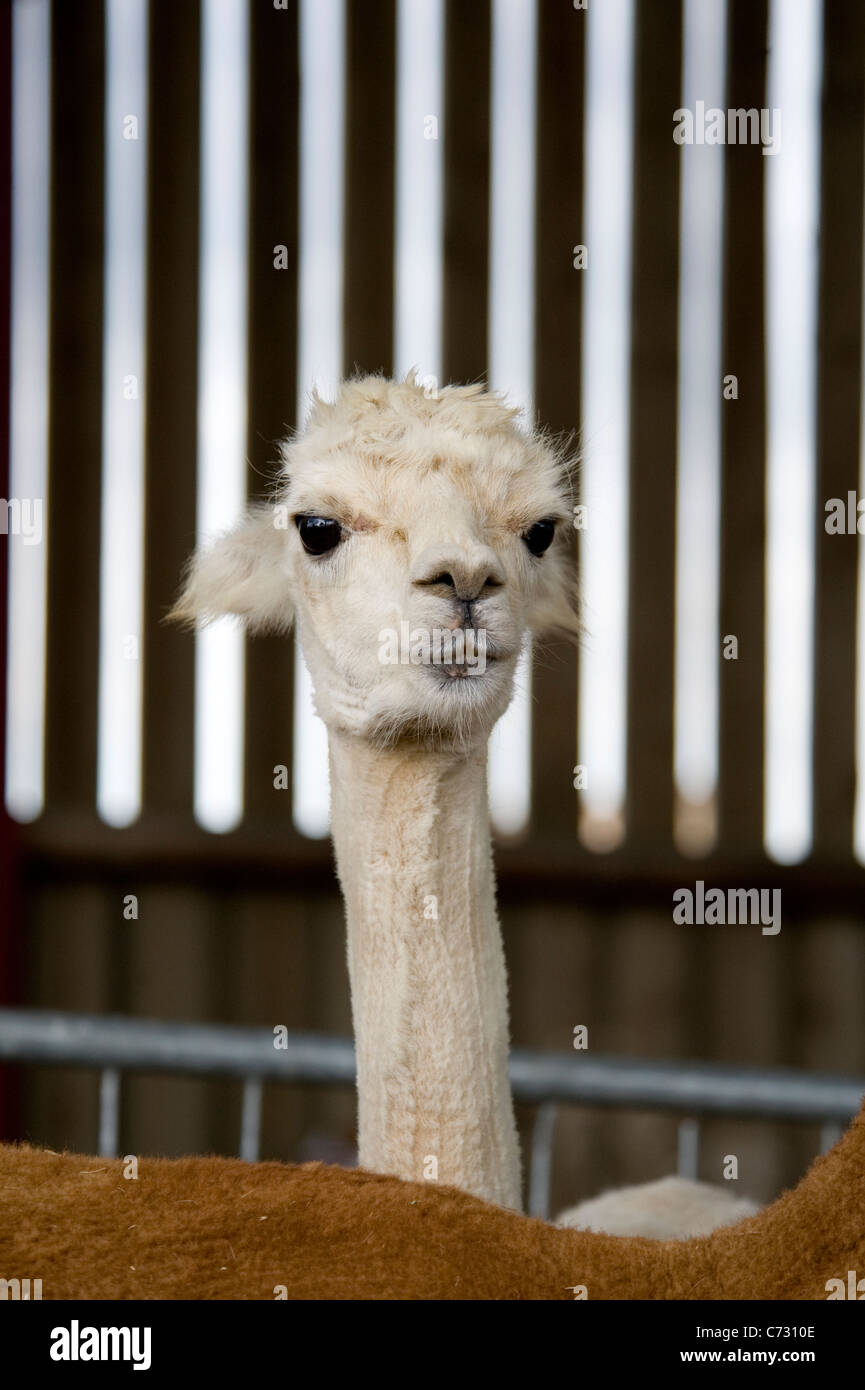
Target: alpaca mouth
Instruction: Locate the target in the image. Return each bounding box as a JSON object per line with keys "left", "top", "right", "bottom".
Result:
{"left": 438, "top": 632, "right": 501, "bottom": 681}
{"left": 427, "top": 651, "right": 509, "bottom": 691}
{"left": 444, "top": 664, "right": 470, "bottom": 680}
{"left": 441, "top": 655, "right": 496, "bottom": 680}
{"left": 394, "top": 625, "right": 506, "bottom": 681}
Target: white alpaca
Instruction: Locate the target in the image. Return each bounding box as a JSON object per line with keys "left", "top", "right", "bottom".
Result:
{"left": 175, "top": 374, "right": 755, "bottom": 1231}
{"left": 557, "top": 1177, "right": 759, "bottom": 1239}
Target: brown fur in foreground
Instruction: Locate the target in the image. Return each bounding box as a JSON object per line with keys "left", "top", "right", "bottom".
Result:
{"left": 1, "top": 1106, "right": 863, "bottom": 1300}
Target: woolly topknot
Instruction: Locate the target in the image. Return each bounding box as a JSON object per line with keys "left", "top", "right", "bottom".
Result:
{"left": 281, "top": 372, "right": 574, "bottom": 521}
{"left": 304, "top": 372, "right": 524, "bottom": 438}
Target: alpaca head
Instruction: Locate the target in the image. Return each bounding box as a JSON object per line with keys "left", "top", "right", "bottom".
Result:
{"left": 173, "top": 374, "right": 578, "bottom": 749}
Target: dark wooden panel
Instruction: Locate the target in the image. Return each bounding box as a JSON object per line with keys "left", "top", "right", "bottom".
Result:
{"left": 343, "top": 0, "right": 395, "bottom": 378}
{"left": 293, "top": 893, "right": 355, "bottom": 1161}
{"left": 122, "top": 886, "right": 219, "bottom": 1156}
{"left": 244, "top": 0, "right": 299, "bottom": 821}
{"left": 782, "top": 916, "right": 865, "bottom": 1193}
{"left": 625, "top": 0, "right": 682, "bottom": 847}
{"left": 24, "top": 885, "right": 114, "bottom": 1152}
{"left": 43, "top": 0, "right": 105, "bottom": 808}
{"left": 534, "top": 0, "right": 586, "bottom": 438}
{"left": 531, "top": 0, "right": 585, "bottom": 840}
{"left": 442, "top": 0, "right": 491, "bottom": 385}
{"left": 134, "top": 5, "right": 209, "bottom": 1162}
{"left": 812, "top": 0, "right": 865, "bottom": 857}
{"left": 505, "top": 900, "right": 606, "bottom": 1212}
{"left": 597, "top": 911, "right": 689, "bottom": 1193}
{"left": 717, "top": 0, "right": 769, "bottom": 851}
{"left": 796, "top": 918, "right": 865, "bottom": 1072}
{"left": 140, "top": 0, "right": 200, "bottom": 814}
{"left": 703, "top": 922, "right": 794, "bottom": 1202}
{"left": 20, "top": 811, "right": 865, "bottom": 916}
{"left": 229, "top": 891, "right": 311, "bottom": 1157}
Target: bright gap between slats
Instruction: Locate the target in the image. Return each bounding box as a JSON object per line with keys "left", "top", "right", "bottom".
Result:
{"left": 393, "top": 0, "right": 443, "bottom": 384}
{"left": 673, "top": 0, "right": 726, "bottom": 855}
{"left": 292, "top": 0, "right": 346, "bottom": 840}
{"left": 193, "top": 0, "right": 249, "bottom": 835}
{"left": 577, "top": 0, "right": 634, "bottom": 852}
{"left": 5, "top": 0, "right": 51, "bottom": 823}
{"left": 764, "top": 0, "right": 821, "bottom": 864}
{"left": 855, "top": 127, "right": 865, "bottom": 861}
{"left": 97, "top": 0, "right": 148, "bottom": 828}
{"left": 487, "top": 0, "right": 536, "bottom": 838}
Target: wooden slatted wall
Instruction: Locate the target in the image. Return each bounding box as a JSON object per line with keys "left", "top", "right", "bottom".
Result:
{"left": 6, "top": 0, "right": 865, "bottom": 1213}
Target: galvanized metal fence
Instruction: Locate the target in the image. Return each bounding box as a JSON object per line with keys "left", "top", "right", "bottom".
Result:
{"left": 1, "top": 1007, "right": 861, "bottom": 1219}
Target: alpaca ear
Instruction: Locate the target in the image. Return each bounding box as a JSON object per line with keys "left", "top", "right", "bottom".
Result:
{"left": 169, "top": 505, "right": 294, "bottom": 634}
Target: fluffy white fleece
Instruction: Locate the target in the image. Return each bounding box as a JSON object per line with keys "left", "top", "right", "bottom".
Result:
{"left": 557, "top": 1176, "right": 760, "bottom": 1239}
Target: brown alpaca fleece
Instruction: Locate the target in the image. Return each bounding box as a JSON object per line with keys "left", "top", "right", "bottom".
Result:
{"left": 1, "top": 1106, "right": 863, "bottom": 1300}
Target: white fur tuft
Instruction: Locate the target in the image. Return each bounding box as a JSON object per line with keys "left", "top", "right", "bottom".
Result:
{"left": 556, "top": 1176, "right": 760, "bottom": 1240}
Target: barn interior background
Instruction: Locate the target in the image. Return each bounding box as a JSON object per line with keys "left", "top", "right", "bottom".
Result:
{"left": 1, "top": 0, "right": 864, "bottom": 1218}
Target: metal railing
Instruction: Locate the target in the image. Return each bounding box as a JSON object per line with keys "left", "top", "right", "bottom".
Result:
{"left": 1, "top": 1007, "right": 862, "bottom": 1219}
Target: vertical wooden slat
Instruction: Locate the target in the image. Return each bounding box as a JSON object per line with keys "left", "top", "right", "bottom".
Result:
{"left": 25, "top": 887, "right": 114, "bottom": 1152}
{"left": 812, "top": 0, "right": 865, "bottom": 857}
{"left": 244, "top": 0, "right": 299, "bottom": 821}
{"left": 343, "top": 0, "right": 396, "bottom": 378}
{"left": 43, "top": 0, "right": 105, "bottom": 809}
{"left": 506, "top": 902, "right": 619, "bottom": 1212}
{"left": 442, "top": 0, "right": 491, "bottom": 385}
{"left": 779, "top": 913, "right": 865, "bottom": 1195}
{"left": 798, "top": 917, "right": 865, "bottom": 1071}
{"left": 717, "top": 0, "right": 769, "bottom": 850}
{"left": 625, "top": 0, "right": 682, "bottom": 847}
{"left": 701, "top": 924, "right": 790, "bottom": 1201}
{"left": 134, "top": 0, "right": 208, "bottom": 1158}
{"left": 299, "top": 893, "right": 355, "bottom": 1158}
{"left": 141, "top": 0, "right": 201, "bottom": 815}
{"left": 606, "top": 911, "right": 690, "bottom": 1190}
{"left": 534, "top": 0, "right": 586, "bottom": 438}
{"left": 530, "top": 0, "right": 584, "bottom": 841}
{"left": 123, "top": 888, "right": 217, "bottom": 1156}
{"left": 620, "top": 5, "right": 690, "bottom": 1151}
{"left": 712, "top": 2, "right": 774, "bottom": 1198}
{"left": 230, "top": 892, "right": 311, "bottom": 1157}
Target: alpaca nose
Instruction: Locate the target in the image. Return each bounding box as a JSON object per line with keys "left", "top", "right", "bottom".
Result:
{"left": 411, "top": 545, "right": 505, "bottom": 601}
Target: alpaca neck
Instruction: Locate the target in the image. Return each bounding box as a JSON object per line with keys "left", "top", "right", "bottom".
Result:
{"left": 328, "top": 729, "right": 522, "bottom": 1210}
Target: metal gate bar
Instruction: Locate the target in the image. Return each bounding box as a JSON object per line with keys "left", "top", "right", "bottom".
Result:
{"left": 2, "top": 1007, "right": 862, "bottom": 1219}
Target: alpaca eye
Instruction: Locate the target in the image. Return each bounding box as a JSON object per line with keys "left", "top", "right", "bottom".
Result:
{"left": 295, "top": 515, "right": 343, "bottom": 556}
{"left": 522, "top": 519, "right": 556, "bottom": 557}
